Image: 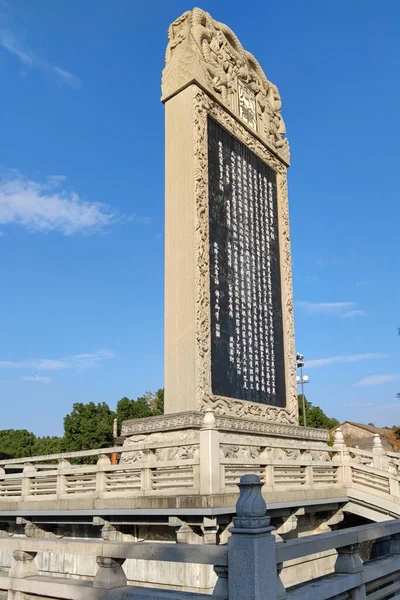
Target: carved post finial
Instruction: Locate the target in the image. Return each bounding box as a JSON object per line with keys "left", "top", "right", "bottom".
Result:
{"left": 373, "top": 433, "right": 383, "bottom": 449}
{"left": 233, "top": 474, "right": 269, "bottom": 529}
{"left": 228, "top": 474, "right": 277, "bottom": 599}
{"left": 113, "top": 418, "right": 118, "bottom": 438}
{"left": 334, "top": 428, "right": 344, "bottom": 445}
{"left": 202, "top": 408, "right": 216, "bottom": 429}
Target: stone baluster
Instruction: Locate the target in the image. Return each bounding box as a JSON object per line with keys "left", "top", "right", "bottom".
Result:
{"left": 276, "top": 563, "right": 286, "bottom": 599}
{"left": 199, "top": 409, "right": 221, "bottom": 495}
{"left": 335, "top": 543, "right": 365, "bottom": 599}
{"left": 264, "top": 464, "right": 275, "bottom": 490}
{"left": 389, "top": 467, "right": 400, "bottom": 497}
{"left": 0, "top": 466, "right": 5, "bottom": 499}
{"left": 56, "top": 458, "right": 70, "bottom": 496}
{"left": 93, "top": 557, "right": 127, "bottom": 589}
{"left": 9, "top": 550, "right": 38, "bottom": 579}
{"left": 201, "top": 516, "right": 219, "bottom": 545}
{"left": 228, "top": 474, "right": 278, "bottom": 600}
{"left": 141, "top": 449, "right": 154, "bottom": 493}
{"left": 8, "top": 550, "right": 38, "bottom": 599}
{"left": 305, "top": 464, "right": 313, "bottom": 486}
{"left": 333, "top": 428, "right": 351, "bottom": 485}
{"left": 213, "top": 565, "right": 228, "bottom": 600}
{"left": 21, "top": 463, "right": 36, "bottom": 498}
{"left": 390, "top": 532, "right": 400, "bottom": 554}
{"left": 372, "top": 434, "right": 384, "bottom": 470}
{"left": 96, "top": 454, "right": 111, "bottom": 495}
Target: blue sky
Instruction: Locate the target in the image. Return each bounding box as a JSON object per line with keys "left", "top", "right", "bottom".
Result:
{"left": 0, "top": 0, "right": 399, "bottom": 435}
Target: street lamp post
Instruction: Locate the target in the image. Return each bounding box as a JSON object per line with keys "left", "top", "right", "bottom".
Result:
{"left": 296, "top": 353, "right": 309, "bottom": 427}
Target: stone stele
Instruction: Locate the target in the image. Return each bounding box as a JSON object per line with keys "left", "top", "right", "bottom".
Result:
{"left": 162, "top": 8, "right": 297, "bottom": 425}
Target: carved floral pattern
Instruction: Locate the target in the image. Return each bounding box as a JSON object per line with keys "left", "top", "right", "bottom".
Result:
{"left": 162, "top": 8, "right": 290, "bottom": 164}
{"left": 121, "top": 412, "right": 329, "bottom": 441}
{"left": 222, "top": 445, "right": 261, "bottom": 459}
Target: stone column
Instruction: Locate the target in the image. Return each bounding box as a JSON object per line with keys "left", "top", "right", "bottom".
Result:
{"left": 228, "top": 474, "right": 278, "bottom": 600}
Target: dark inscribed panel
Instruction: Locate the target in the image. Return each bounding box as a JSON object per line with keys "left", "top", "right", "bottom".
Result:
{"left": 208, "top": 117, "right": 286, "bottom": 407}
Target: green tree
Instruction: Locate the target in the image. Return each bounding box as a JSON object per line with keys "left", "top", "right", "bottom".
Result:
{"left": 298, "top": 395, "right": 339, "bottom": 430}
{"left": 33, "top": 436, "right": 63, "bottom": 456}
{"left": 116, "top": 396, "right": 153, "bottom": 431}
{"left": 148, "top": 388, "right": 164, "bottom": 416}
{"left": 62, "top": 402, "right": 115, "bottom": 455}
{"left": 0, "top": 429, "right": 37, "bottom": 459}
{"left": 115, "top": 389, "right": 164, "bottom": 432}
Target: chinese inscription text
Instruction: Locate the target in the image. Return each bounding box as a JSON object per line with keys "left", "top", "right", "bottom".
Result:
{"left": 208, "top": 117, "right": 286, "bottom": 407}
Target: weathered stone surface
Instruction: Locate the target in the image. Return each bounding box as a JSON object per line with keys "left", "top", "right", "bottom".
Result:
{"left": 163, "top": 8, "right": 297, "bottom": 425}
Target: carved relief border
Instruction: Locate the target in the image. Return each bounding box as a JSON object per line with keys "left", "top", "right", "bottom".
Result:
{"left": 192, "top": 86, "right": 297, "bottom": 425}
{"left": 121, "top": 412, "right": 328, "bottom": 440}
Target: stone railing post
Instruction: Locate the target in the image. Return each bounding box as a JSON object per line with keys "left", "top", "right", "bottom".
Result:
{"left": 372, "top": 434, "right": 384, "bottom": 470}
{"left": 228, "top": 474, "right": 278, "bottom": 600}
{"left": 56, "top": 458, "right": 70, "bottom": 496}
{"left": 93, "top": 557, "right": 127, "bottom": 589}
{"left": 21, "top": 463, "right": 36, "bottom": 498}
{"left": 333, "top": 428, "right": 351, "bottom": 485}
{"left": 335, "top": 543, "right": 365, "bottom": 599}
{"left": 199, "top": 409, "right": 221, "bottom": 495}
{"left": 96, "top": 454, "right": 111, "bottom": 495}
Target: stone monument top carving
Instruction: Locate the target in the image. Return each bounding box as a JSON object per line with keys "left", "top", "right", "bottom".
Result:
{"left": 162, "top": 7, "right": 290, "bottom": 165}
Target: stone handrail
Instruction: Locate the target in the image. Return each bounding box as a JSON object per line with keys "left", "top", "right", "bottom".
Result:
{"left": 0, "top": 536, "right": 228, "bottom": 565}
{"left": 0, "top": 439, "right": 197, "bottom": 467}
{"left": 276, "top": 518, "right": 400, "bottom": 563}
{"left": 1, "top": 474, "right": 400, "bottom": 600}
{"left": 0, "top": 424, "right": 400, "bottom": 506}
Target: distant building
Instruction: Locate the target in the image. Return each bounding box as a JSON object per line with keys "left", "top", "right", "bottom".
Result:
{"left": 331, "top": 421, "right": 393, "bottom": 451}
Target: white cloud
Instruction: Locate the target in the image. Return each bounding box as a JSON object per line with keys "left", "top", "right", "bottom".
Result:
{"left": 0, "top": 349, "right": 114, "bottom": 372}
{"left": 0, "top": 170, "right": 116, "bottom": 234}
{"left": 0, "top": 28, "right": 81, "bottom": 88}
{"left": 52, "top": 66, "right": 81, "bottom": 89}
{"left": 297, "top": 301, "right": 355, "bottom": 315}
{"left": 347, "top": 402, "right": 400, "bottom": 409}
{"left": 21, "top": 375, "right": 51, "bottom": 384}
{"left": 296, "top": 301, "right": 366, "bottom": 318}
{"left": 341, "top": 309, "right": 367, "bottom": 319}
{"left": 354, "top": 375, "right": 400, "bottom": 387}
{"left": 355, "top": 279, "right": 378, "bottom": 288}
{"left": 306, "top": 353, "right": 387, "bottom": 368}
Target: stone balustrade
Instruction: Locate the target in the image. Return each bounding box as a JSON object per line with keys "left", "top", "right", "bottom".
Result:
{"left": 0, "top": 423, "right": 399, "bottom": 512}
{"left": 0, "top": 474, "right": 399, "bottom": 599}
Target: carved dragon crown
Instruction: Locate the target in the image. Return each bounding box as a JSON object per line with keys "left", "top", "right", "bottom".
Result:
{"left": 162, "top": 7, "right": 290, "bottom": 165}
